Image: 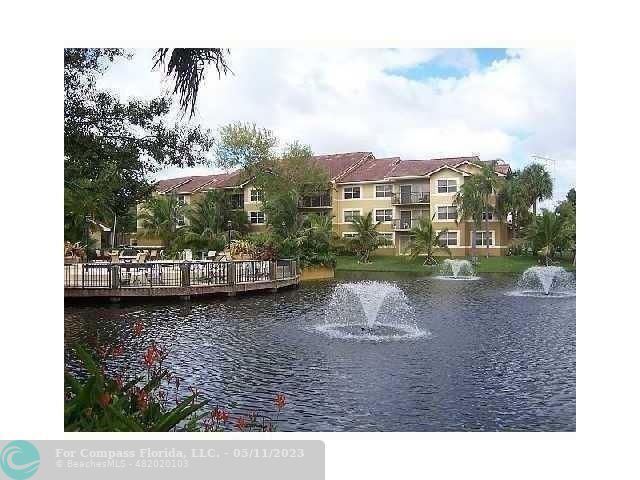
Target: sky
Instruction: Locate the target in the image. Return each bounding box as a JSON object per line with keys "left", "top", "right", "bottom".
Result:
{"left": 97, "top": 48, "right": 575, "bottom": 204}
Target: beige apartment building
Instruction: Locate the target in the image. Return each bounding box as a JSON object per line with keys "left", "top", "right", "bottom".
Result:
{"left": 137, "top": 152, "right": 512, "bottom": 256}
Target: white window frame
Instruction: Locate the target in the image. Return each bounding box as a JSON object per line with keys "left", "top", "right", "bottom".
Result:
{"left": 249, "top": 211, "right": 265, "bottom": 224}
{"left": 375, "top": 184, "right": 393, "bottom": 198}
{"left": 437, "top": 205, "right": 458, "bottom": 220}
{"left": 437, "top": 230, "right": 458, "bottom": 246}
{"left": 375, "top": 208, "right": 393, "bottom": 223}
{"left": 342, "top": 232, "right": 358, "bottom": 239}
{"left": 250, "top": 189, "right": 264, "bottom": 202}
{"left": 343, "top": 209, "right": 362, "bottom": 223}
{"left": 343, "top": 186, "right": 361, "bottom": 200}
{"left": 437, "top": 179, "right": 458, "bottom": 193}
{"left": 473, "top": 230, "right": 494, "bottom": 247}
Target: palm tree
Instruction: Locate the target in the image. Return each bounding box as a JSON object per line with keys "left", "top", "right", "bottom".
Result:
{"left": 348, "top": 211, "right": 384, "bottom": 263}
{"left": 526, "top": 210, "right": 567, "bottom": 265}
{"left": 476, "top": 163, "right": 504, "bottom": 257}
{"left": 406, "top": 214, "right": 451, "bottom": 265}
{"left": 521, "top": 163, "right": 553, "bottom": 216}
{"left": 183, "top": 190, "right": 248, "bottom": 251}
{"left": 138, "top": 194, "right": 185, "bottom": 247}
{"left": 454, "top": 176, "right": 484, "bottom": 258}
{"left": 64, "top": 179, "right": 113, "bottom": 244}
{"left": 495, "top": 170, "right": 529, "bottom": 237}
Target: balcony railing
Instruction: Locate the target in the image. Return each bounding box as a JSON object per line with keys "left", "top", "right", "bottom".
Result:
{"left": 391, "top": 192, "right": 430, "bottom": 205}
{"left": 299, "top": 193, "right": 332, "bottom": 208}
{"left": 392, "top": 218, "right": 421, "bottom": 230}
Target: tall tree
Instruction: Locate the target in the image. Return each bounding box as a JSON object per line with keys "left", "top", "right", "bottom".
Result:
{"left": 454, "top": 176, "right": 484, "bottom": 257}
{"left": 406, "top": 215, "right": 450, "bottom": 265}
{"left": 64, "top": 48, "right": 219, "bottom": 245}
{"left": 214, "top": 122, "right": 329, "bottom": 234}
{"left": 476, "top": 163, "right": 504, "bottom": 257}
{"left": 521, "top": 163, "right": 553, "bottom": 216}
{"left": 495, "top": 170, "right": 530, "bottom": 237}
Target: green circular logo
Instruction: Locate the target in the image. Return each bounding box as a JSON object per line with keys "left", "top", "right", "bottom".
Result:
{"left": 1, "top": 441, "right": 40, "bottom": 480}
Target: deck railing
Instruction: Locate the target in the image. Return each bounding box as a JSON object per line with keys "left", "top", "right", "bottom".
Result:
{"left": 298, "top": 193, "right": 331, "bottom": 208}
{"left": 391, "top": 192, "right": 430, "bottom": 205}
{"left": 64, "top": 259, "right": 298, "bottom": 289}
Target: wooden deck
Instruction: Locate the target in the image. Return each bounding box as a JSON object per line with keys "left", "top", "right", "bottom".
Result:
{"left": 64, "top": 259, "right": 299, "bottom": 301}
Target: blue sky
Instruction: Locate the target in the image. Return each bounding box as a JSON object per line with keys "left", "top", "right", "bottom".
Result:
{"left": 387, "top": 48, "right": 510, "bottom": 80}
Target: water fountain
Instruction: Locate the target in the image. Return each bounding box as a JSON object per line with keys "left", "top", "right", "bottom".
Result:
{"left": 317, "top": 281, "right": 427, "bottom": 341}
{"left": 508, "top": 266, "right": 576, "bottom": 297}
{"left": 434, "top": 259, "right": 480, "bottom": 280}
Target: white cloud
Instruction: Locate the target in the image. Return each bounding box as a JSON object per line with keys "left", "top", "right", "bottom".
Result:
{"left": 97, "top": 48, "right": 575, "bottom": 201}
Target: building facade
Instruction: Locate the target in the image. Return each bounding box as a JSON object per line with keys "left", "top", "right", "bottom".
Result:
{"left": 137, "top": 152, "right": 512, "bottom": 256}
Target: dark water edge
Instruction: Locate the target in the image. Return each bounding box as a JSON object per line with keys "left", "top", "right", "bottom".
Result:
{"left": 65, "top": 271, "right": 576, "bottom": 431}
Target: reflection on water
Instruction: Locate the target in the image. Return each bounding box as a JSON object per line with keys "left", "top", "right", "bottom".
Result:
{"left": 65, "top": 271, "right": 576, "bottom": 431}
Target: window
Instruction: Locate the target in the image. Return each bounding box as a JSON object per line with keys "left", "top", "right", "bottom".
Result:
{"left": 250, "top": 189, "right": 264, "bottom": 202}
{"left": 343, "top": 186, "right": 361, "bottom": 199}
{"left": 375, "top": 209, "right": 393, "bottom": 222}
{"left": 177, "top": 194, "right": 186, "bottom": 205}
{"left": 342, "top": 232, "right": 358, "bottom": 239}
{"left": 482, "top": 211, "right": 494, "bottom": 221}
{"left": 344, "top": 210, "right": 361, "bottom": 223}
{"left": 249, "top": 211, "right": 265, "bottom": 224}
{"left": 437, "top": 205, "right": 458, "bottom": 220}
{"left": 437, "top": 179, "right": 458, "bottom": 193}
{"left": 438, "top": 231, "right": 458, "bottom": 246}
{"left": 229, "top": 192, "right": 244, "bottom": 209}
{"left": 378, "top": 232, "right": 394, "bottom": 246}
{"left": 474, "top": 231, "right": 494, "bottom": 246}
{"left": 375, "top": 184, "right": 393, "bottom": 198}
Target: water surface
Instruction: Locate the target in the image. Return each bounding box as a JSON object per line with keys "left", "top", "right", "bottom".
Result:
{"left": 64, "top": 271, "right": 576, "bottom": 431}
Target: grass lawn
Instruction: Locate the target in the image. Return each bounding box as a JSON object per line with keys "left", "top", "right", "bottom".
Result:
{"left": 335, "top": 255, "right": 575, "bottom": 274}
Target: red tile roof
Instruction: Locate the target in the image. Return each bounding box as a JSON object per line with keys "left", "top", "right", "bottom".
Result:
{"left": 155, "top": 154, "right": 510, "bottom": 191}
{"left": 312, "top": 152, "right": 373, "bottom": 180}
{"left": 338, "top": 157, "right": 401, "bottom": 182}
{"left": 156, "top": 171, "right": 247, "bottom": 194}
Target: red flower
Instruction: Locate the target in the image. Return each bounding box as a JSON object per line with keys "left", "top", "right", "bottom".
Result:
{"left": 133, "top": 322, "right": 145, "bottom": 336}
{"left": 215, "top": 408, "right": 230, "bottom": 423}
{"left": 98, "top": 392, "right": 112, "bottom": 408}
{"left": 136, "top": 389, "right": 149, "bottom": 410}
{"left": 143, "top": 345, "right": 160, "bottom": 368}
{"left": 275, "top": 393, "right": 286, "bottom": 411}
{"left": 235, "top": 416, "right": 247, "bottom": 431}
{"left": 111, "top": 345, "right": 124, "bottom": 357}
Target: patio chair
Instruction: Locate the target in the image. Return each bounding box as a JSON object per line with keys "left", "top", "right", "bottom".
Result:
{"left": 207, "top": 250, "right": 217, "bottom": 260}
{"left": 109, "top": 252, "right": 120, "bottom": 263}
{"left": 149, "top": 250, "right": 157, "bottom": 261}
{"left": 184, "top": 249, "right": 193, "bottom": 261}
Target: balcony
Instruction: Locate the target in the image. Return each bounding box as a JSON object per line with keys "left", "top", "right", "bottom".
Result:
{"left": 391, "top": 191, "right": 430, "bottom": 205}
{"left": 392, "top": 218, "right": 421, "bottom": 230}
{"left": 299, "top": 193, "right": 332, "bottom": 208}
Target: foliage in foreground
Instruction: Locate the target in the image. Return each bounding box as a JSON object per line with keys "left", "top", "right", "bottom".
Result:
{"left": 65, "top": 324, "right": 286, "bottom": 432}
